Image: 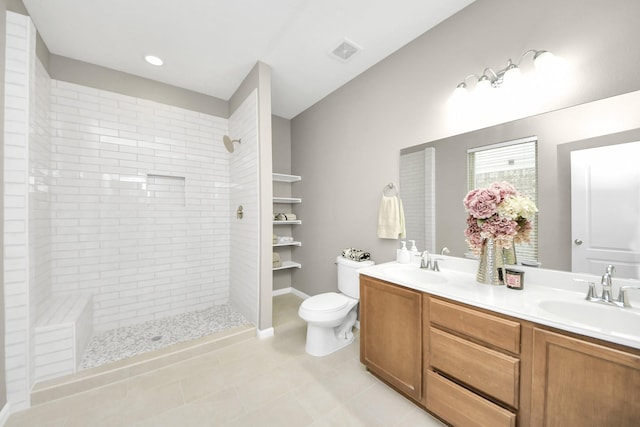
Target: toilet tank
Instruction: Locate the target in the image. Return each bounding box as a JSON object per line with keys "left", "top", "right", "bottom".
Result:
{"left": 336, "top": 256, "right": 375, "bottom": 299}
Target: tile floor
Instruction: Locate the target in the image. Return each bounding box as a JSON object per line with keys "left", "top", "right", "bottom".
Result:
{"left": 80, "top": 304, "right": 250, "bottom": 369}
{"left": 6, "top": 294, "right": 445, "bottom": 427}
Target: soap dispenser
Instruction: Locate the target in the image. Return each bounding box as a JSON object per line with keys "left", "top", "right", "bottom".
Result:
{"left": 397, "top": 241, "right": 410, "bottom": 264}
{"left": 408, "top": 240, "right": 420, "bottom": 265}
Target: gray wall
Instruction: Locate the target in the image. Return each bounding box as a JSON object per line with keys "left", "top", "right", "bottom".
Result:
{"left": 290, "top": 0, "right": 640, "bottom": 296}
{"left": 49, "top": 55, "right": 228, "bottom": 118}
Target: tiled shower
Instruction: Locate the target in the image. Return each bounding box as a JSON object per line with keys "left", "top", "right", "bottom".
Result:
{"left": 3, "top": 12, "right": 260, "bottom": 410}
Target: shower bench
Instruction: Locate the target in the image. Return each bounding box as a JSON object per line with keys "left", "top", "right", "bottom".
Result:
{"left": 34, "top": 292, "right": 93, "bottom": 383}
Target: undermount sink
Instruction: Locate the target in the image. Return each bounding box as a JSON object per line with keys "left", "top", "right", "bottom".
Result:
{"left": 379, "top": 264, "right": 448, "bottom": 286}
{"left": 537, "top": 300, "right": 640, "bottom": 336}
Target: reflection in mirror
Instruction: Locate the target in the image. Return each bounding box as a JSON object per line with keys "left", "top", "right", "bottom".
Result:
{"left": 467, "top": 137, "right": 538, "bottom": 263}
{"left": 570, "top": 141, "right": 640, "bottom": 279}
{"left": 399, "top": 90, "right": 640, "bottom": 276}
{"left": 399, "top": 147, "right": 435, "bottom": 254}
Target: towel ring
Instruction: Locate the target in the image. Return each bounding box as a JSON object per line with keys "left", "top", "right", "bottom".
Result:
{"left": 383, "top": 182, "right": 398, "bottom": 197}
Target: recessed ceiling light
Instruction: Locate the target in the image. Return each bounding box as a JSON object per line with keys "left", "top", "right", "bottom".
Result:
{"left": 144, "top": 55, "right": 164, "bottom": 66}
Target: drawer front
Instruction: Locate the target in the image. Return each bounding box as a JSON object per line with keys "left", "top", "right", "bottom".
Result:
{"left": 430, "top": 328, "right": 520, "bottom": 408}
{"left": 429, "top": 297, "right": 521, "bottom": 354}
{"left": 426, "top": 370, "right": 516, "bottom": 427}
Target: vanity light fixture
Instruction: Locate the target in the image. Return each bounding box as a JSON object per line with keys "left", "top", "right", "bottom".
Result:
{"left": 144, "top": 54, "right": 164, "bottom": 66}
{"left": 453, "top": 49, "right": 559, "bottom": 97}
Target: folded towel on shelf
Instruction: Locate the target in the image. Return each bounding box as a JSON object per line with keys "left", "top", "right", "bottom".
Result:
{"left": 277, "top": 236, "right": 294, "bottom": 244}
{"left": 377, "top": 195, "right": 406, "bottom": 239}
{"left": 272, "top": 252, "right": 282, "bottom": 268}
{"left": 341, "top": 248, "right": 371, "bottom": 262}
{"left": 274, "top": 213, "right": 297, "bottom": 221}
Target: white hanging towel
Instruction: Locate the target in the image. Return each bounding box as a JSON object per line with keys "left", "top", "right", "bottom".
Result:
{"left": 377, "top": 195, "right": 406, "bottom": 239}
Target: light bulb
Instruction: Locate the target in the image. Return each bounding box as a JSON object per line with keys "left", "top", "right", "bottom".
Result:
{"left": 452, "top": 83, "right": 468, "bottom": 98}
{"left": 503, "top": 65, "right": 522, "bottom": 85}
{"left": 476, "top": 77, "right": 492, "bottom": 93}
{"left": 533, "top": 51, "right": 557, "bottom": 74}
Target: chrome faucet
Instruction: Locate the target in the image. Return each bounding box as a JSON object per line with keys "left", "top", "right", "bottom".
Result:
{"left": 420, "top": 251, "right": 431, "bottom": 269}
{"left": 616, "top": 286, "right": 640, "bottom": 308}
{"left": 576, "top": 265, "right": 640, "bottom": 308}
{"left": 420, "top": 251, "right": 442, "bottom": 271}
{"left": 600, "top": 265, "right": 615, "bottom": 302}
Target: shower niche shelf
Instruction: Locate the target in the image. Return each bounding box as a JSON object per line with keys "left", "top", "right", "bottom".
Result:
{"left": 273, "top": 173, "right": 301, "bottom": 273}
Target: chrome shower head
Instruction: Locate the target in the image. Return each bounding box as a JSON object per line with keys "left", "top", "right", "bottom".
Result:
{"left": 223, "top": 135, "right": 241, "bottom": 153}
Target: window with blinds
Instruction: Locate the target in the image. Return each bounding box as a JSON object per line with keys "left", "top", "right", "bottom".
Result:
{"left": 467, "top": 137, "right": 538, "bottom": 263}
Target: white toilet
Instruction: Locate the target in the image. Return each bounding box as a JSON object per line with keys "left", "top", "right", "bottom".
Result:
{"left": 298, "top": 256, "right": 375, "bottom": 356}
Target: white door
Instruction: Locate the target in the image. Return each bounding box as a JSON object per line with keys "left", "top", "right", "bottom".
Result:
{"left": 571, "top": 141, "right": 640, "bottom": 279}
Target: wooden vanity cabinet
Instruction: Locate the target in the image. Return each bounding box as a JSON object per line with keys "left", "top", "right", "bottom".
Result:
{"left": 359, "top": 274, "right": 640, "bottom": 427}
{"left": 425, "top": 296, "right": 521, "bottom": 427}
{"left": 531, "top": 328, "right": 640, "bottom": 427}
{"left": 359, "top": 275, "right": 423, "bottom": 401}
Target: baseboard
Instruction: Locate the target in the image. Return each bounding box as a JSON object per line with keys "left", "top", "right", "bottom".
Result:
{"left": 272, "top": 287, "right": 310, "bottom": 299}
{"left": 257, "top": 327, "right": 274, "bottom": 339}
{"left": 272, "top": 287, "right": 291, "bottom": 297}
{"left": 0, "top": 402, "right": 11, "bottom": 427}
{"left": 290, "top": 287, "right": 310, "bottom": 299}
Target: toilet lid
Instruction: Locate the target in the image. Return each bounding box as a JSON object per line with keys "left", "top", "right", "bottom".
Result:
{"left": 302, "top": 292, "right": 350, "bottom": 312}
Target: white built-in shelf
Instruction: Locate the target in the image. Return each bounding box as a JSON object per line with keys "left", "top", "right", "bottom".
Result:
{"left": 272, "top": 173, "right": 301, "bottom": 183}
{"left": 273, "top": 197, "right": 301, "bottom": 204}
{"left": 273, "top": 261, "right": 302, "bottom": 271}
{"left": 273, "top": 241, "right": 302, "bottom": 247}
{"left": 272, "top": 172, "right": 302, "bottom": 273}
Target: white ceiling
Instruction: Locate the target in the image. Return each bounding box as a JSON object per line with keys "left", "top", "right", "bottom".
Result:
{"left": 23, "top": 0, "right": 474, "bottom": 119}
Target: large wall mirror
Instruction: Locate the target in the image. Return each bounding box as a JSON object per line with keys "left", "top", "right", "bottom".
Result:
{"left": 400, "top": 91, "right": 640, "bottom": 278}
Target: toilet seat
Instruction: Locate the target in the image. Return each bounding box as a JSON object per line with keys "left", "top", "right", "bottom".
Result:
{"left": 300, "top": 292, "right": 349, "bottom": 312}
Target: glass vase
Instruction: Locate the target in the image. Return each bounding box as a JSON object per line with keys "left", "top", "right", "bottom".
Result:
{"left": 476, "top": 238, "right": 517, "bottom": 285}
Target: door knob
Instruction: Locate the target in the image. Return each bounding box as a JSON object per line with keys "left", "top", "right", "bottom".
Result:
{"left": 574, "top": 239, "right": 583, "bottom": 245}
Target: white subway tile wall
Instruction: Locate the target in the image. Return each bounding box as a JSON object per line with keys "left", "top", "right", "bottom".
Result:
{"left": 4, "top": 11, "right": 248, "bottom": 410}
{"left": 49, "top": 79, "right": 231, "bottom": 332}
{"left": 4, "top": 11, "right": 37, "bottom": 411}
{"left": 228, "top": 90, "right": 259, "bottom": 325}
{"left": 29, "top": 38, "right": 55, "bottom": 385}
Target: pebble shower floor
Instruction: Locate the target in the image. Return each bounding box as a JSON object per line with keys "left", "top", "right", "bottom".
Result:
{"left": 80, "top": 304, "right": 250, "bottom": 370}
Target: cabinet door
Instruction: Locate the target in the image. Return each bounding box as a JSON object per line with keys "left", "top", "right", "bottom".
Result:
{"left": 360, "top": 276, "right": 422, "bottom": 400}
{"left": 531, "top": 328, "right": 640, "bottom": 427}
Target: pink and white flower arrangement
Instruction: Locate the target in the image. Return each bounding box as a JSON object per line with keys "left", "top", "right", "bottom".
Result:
{"left": 463, "top": 181, "right": 537, "bottom": 254}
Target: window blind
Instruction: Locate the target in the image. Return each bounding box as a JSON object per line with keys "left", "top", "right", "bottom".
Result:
{"left": 467, "top": 137, "right": 538, "bottom": 263}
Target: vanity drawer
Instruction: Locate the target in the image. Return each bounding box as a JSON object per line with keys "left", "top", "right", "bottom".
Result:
{"left": 430, "top": 328, "right": 520, "bottom": 408}
{"left": 429, "top": 297, "right": 521, "bottom": 354}
{"left": 426, "top": 370, "right": 516, "bottom": 427}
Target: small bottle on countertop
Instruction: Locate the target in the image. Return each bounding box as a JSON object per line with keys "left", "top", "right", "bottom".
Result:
{"left": 408, "top": 240, "right": 420, "bottom": 265}
{"left": 397, "top": 241, "right": 411, "bottom": 264}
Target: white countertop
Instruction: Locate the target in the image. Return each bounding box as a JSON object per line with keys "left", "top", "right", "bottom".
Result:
{"left": 358, "top": 257, "right": 640, "bottom": 350}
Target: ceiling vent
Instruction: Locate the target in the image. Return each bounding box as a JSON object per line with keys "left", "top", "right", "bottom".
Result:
{"left": 330, "top": 38, "right": 362, "bottom": 62}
